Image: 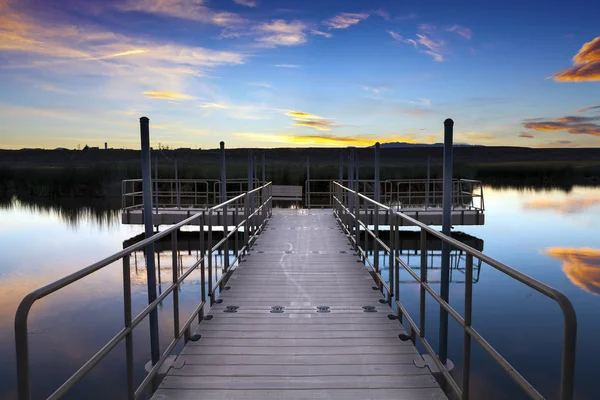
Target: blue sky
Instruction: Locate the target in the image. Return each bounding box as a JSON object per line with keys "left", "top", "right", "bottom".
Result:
{"left": 0, "top": 0, "right": 598, "bottom": 149}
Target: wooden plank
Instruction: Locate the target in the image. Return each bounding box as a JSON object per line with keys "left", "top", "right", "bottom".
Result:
{"left": 152, "top": 388, "right": 447, "bottom": 400}
{"left": 158, "top": 375, "right": 439, "bottom": 390}
{"left": 185, "top": 337, "right": 415, "bottom": 347}
{"left": 181, "top": 345, "right": 419, "bottom": 356}
{"left": 169, "top": 363, "right": 431, "bottom": 377}
{"left": 178, "top": 353, "right": 423, "bottom": 365}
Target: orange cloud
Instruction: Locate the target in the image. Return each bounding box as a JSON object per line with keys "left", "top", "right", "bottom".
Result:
{"left": 522, "top": 115, "right": 600, "bottom": 136}
{"left": 522, "top": 195, "right": 600, "bottom": 213}
{"left": 142, "top": 90, "right": 196, "bottom": 100}
{"left": 285, "top": 111, "right": 323, "bottom": 120}
{"left": 576, "top": 104, "right": 600, "bottom": 113}
{"left": 519, "top": 132, "right": 535, "bottom": 138}
{"left": 284, "top": 110, "right": 336, "bottom": 131}
{"left": 552, "top": 36, "right": 600, "bottom": 82}
{"left": 293, "top": 119, "right": 336, "bottom": 131}
{"left": 545, "top": 248, "right": 600, "bottom": 295}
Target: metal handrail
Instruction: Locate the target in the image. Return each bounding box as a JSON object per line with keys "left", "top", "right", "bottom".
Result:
{"left": 303, "top": 179, "right": 484, "bottom": 211}
{"left": 332, "top": 181, "right": 576, "bottom": 400}
{"left": 15, "top": 182, "right": 273, "bottom": 400}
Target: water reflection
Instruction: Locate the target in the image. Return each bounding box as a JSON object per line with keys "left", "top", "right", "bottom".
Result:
{"left": 0, "top": 195, "right": 121, "bottom": 228}
{"left": 523, "top": 195, "right": 600, "bottom": 214}
{"left": 369, "top": 231, "right": 484, "bottom": 284}
{"left": 545, "top": 248, "right": 600, "bottom": 296}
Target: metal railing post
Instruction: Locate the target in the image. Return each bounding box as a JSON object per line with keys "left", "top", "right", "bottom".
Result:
{"left": 388, "top": 212, "right": 394, "bottom": 305}
{"left": 426, "top": 156, "right": 430, "bottom": 209}
{"left": 220, "top": 142, "right": 229, "bottom": 272}
{"left": 419, "top": 228, "right": 427, "bottom": 338}
{"left": 339, "top": 152, "right": 343, "bottom": 184}
{"left": 354, "top": 191, "right": 360, "bottom": 252}
{"left": 462, "top": 254, "right": 473, "bottom": 400}
{"left": 306, "top": 156, "right": 311, "bottom": 209}
{"left": 244, "top": 194, "right": 249, "bottom": 253}
{"left": 122, "top": 254, "right": 134, "bottom": 400}
{"left": 154, "top": 154, "right": 158, "bottom": 213}
{"left": 175, "top": 156, "right": 180, "bottom": 209}
{"left": 199, "top": 213, "right": 205, "bottom": 322}
{"left": 140, "top": 116, "right": 160, "bottom": 366}
{"left": 374, "top": 142, "right": 380, "bottom": 273}
{"left": 207, "top": 211, "right": 213, "bottom": 306}
{"left": 439, "top": 118, "right": 454, "bottom": 365}
{"left": 171, "top": 230, "right": 181, "bottom": 341}
{"left": 262, "top": 153, "right": 266, "bottom": 222}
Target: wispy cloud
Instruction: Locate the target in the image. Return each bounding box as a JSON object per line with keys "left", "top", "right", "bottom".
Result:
{"left": 552, "top": 36, "right": 600, "bottom": 82}
{"left": 311, "top": 29, "right": 333, "bottom": 38}
{"left": 274, "top": 64, "right": 301, "bottom": 68}
{"left": 0, "top": 1, "right": 246, "bottom": 103}
{"left": 256, "top": 20, "right": 307, "bottom": 47}
{"left": 233, "top": 0, "right": 257, "bottom": 7}
{"left": 294, "top": 120, "right": 336, "bottom": 131}
{"left": 446, "top": 25, "right": 472, "bottom": 40}
{"left": 390, "top": 25, "right": 445, "bottom": 62}
{"left": 523, "top": 114, "right": 600, "bottom": 136}
{"left": 284, "top": 110, "right": 335, "bottom": 131}
{"left": 118, "top": 0, "right": 245, "bottom": 27}
{"left": 246, "top": 82, "right": 272, "bottom": 88}
{"left": 324, "top": 12, "right": 370, "bottom": 29}
{"left": 143, "top": 90, "right": 196, "bottom": 100}
{"left": 577, "top": 104, "right": 600, "bottom": 113}
{"left": 519, "top": 132, "right": 535, "bottom": 138}
{"left": 41, "top": 84, "right": 74, "bottom": 95}
{"left": 286, "top": 111, "right": 323, "bottom": 119}
{"left": 363, "top": 86, "right": 390, "bottom": 95}
{"left": 198, "top": 102, "right": 228, "bottom": 108}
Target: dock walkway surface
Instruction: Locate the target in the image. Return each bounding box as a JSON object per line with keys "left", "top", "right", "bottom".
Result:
{"left": 152, "top": 209, "right": 447, "bottom": 400}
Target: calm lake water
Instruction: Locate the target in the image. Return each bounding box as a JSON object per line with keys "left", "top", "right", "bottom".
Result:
{"left": 1, "top": 187, "right": 599, "bottom": 399}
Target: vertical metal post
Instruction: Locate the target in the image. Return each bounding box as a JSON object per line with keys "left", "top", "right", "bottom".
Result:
{"left": 388, "top": 212, "right": 394, "bottom": 304}
{"left": 199, "top": 213, "right": 205, "bottom": 322}
{"left": 419, "top": 228, "right": 427, "bottom": 338}
{"left": 462, "top": 254, "right": 473, "bottom": 400}
{"left": 426, "top": 156, "right": 430, "bottom": 209}
{"left": 354, "top": 191, "right": 360, "bottom": 252}
{"left": 247, "top": 151, "right": 253, "bottom": 237}
{"left": 207, "top": 212, "right": 213, "bottom": 306}
{"left": 307, "top": 156, "right": 310, "bottom": 209}
{"left": 243, "top": 194, "right": 249, "bottom": 251}
{"left": 175, "top": 156, "right": 180, "bottom": 209}
{"left": 348, "top": 152, "right": 354, "bottom": 226}
{"left": 339, "top": 152, "right": 343, "bottom": 184}
{"left": 262, "top": 153, "right": 266, "bottom": 224}
{"left": 220, "top": 142, "right": 229, "bottom": 272}
{"left": 122, "top": 254, "right": 134, "bottom": 400}
{"left": 140, "top": 116, "right": 160, "bottom": 366}
{"left": 355, "top": 152, "right": 359, "bottom": 192}
{"left": 154, "top": 155, "right": 158, "bottom": 215}
{"left": 439, "top": 118, "right": 454, "bottom": 365}
{"left": 374, "top": 143, "right": 380, "bottom": 273}
{"left": 171, "top": 230, "right": 180, "bottom": 339}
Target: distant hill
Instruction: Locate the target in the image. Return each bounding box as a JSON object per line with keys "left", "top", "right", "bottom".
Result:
{"left": 375, "top": 142, "right": 484, "bottom": 148}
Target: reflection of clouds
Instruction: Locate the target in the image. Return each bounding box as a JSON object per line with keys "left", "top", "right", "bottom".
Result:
{"left": 523, "top": 196, "right": 600, "bottom": 214}
{"left": 545, "top": 248, "right": 600, "bottom": 295}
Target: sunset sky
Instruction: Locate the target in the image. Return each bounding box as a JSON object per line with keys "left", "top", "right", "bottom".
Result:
{"left": 0, "top": 0, "right": 598, "bottom": 149}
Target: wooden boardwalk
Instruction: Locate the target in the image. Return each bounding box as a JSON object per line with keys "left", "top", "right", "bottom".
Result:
{"left": 152, "top": 209, "right": 447, "bottom": 400}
